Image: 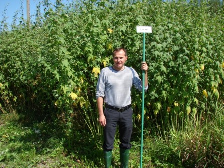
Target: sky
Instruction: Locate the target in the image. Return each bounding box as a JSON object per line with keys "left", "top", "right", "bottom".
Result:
{"left": 0, "top": 0, "right": 72, "bottom": 26}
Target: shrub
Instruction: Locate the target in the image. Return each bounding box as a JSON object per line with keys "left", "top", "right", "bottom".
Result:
{"left": 0, "top": 0, "right": 223, "bottom": 153}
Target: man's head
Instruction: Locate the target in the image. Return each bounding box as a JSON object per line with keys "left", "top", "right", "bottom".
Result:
{"left": 113, "top": 48, "right": 127, "bottom": 57}
{"left": 112, "top": 48, "right": 128, "bottom": 71}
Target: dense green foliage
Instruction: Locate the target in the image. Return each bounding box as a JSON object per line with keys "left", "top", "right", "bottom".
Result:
{"left": 0, "top": 0, "right": 223, "bottom": 167}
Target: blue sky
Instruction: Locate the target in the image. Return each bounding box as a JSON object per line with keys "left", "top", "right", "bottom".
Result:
{"left": 0, "top": 0, "right": 72, "bottom": 26}
{"left": 0, "top": 0, "right": 40, "bottom": 25}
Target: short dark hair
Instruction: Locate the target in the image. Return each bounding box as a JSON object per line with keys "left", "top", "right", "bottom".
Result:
{"left": 113, "top": 48, "right": 127, "bottom": 57}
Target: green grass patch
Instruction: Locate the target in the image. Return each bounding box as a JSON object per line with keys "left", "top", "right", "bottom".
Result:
{"left": 0, "top": 113, "right": 86, "bottom": 167}
{"left": 1, "top": 109, "right": 223, "bottom": 167}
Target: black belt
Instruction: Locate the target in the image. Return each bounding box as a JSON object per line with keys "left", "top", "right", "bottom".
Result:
{"left": 105, "top": 104, "right": 131, "bottom": 112}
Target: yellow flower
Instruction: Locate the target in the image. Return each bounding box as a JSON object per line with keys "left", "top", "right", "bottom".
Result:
{"left": 202, "top": 89, "right": 208, "bottom": 98}
{"left": 222, "top": 62, "right": 224, "bottom": 68}
{"left": 200, "top": 64, "right": 204, "bottom": 71}
{"left": 174, "top": 101, "right": 179, "bottom": 107}
{"left": 80, "top": 78, "right": 84, "bottom": 84}
{"left": 70, "top": 92, "right": 78, "bottom": 100}
{"left": 103, "top": 61, "right": 107, "bottom": 67}
{"left": 137, "top": 114, "right": 141, "bottom": 121}
{"left": 108, "top": 28, "right": 113, "bottom": 33}
{"left": 0, "top": 83, "right": 3, "bottom": 87}
{"left": 2, "top": 134, "right": 9, "bottom": 138}
{"left": 92, "top": 67, "right": 100, "bottom": 77}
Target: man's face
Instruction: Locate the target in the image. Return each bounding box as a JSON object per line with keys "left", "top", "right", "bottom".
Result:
{"left": 112, "top": 50, "right": 127, "bottom": 71}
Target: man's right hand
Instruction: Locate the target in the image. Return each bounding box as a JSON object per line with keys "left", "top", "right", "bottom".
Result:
{"left": 98, "top": 114, "right": 106, "bottom": 127}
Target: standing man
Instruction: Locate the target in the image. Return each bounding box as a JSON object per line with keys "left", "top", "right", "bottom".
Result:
{"left": 96, "top": 48, "right": 148, "bottom": 168}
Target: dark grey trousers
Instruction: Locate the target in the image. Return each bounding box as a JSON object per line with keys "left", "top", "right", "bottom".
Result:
{"left": 103, "top": 107, "right": 133, "bottom": 151}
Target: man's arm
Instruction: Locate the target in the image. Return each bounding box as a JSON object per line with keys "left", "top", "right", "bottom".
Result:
{"left": 97, "top": 97, "right": 106, "bottom": 126}
{"left": 144, "top": 70, "right": 148, "bottom": 87}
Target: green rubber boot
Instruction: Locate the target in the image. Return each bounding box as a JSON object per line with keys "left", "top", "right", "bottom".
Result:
{"left": 104, "top": 150, "right": 112, "bottom": 168}
{"left": 120, "top": 148, "right": 130, "bottom": 168}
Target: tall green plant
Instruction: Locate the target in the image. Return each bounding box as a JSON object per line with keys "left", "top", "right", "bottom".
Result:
{"left": 0, "top": 0, "right": 223, "bottom": 151}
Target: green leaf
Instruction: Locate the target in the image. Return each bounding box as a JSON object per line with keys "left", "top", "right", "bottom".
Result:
{"left": 160, "top": 65, "right": 167, "bottom": 73}
{"left": 62, "top": 59, "right": 69, "bottom": 67}
{"left": 156, "top": 75, "right": 162, "bottom": 84}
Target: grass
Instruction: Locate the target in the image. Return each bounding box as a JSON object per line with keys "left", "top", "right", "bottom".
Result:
{"left": 0, "top": 113, "right": 84, "bottom": 167}
{"left": 0, "top": 112, "right": 157, "bottom": 167}
{"left": 0, "top": 109, "right": 223, "bottom": 167}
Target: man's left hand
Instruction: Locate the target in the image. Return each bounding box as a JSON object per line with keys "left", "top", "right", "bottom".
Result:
{"left": 141, "top": 62, "right": 148, "bottom": 71}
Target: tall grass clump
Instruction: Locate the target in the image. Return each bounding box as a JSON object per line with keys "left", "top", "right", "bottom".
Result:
{"left": 143, "top": 105, "right": 224, "bottom": 167}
